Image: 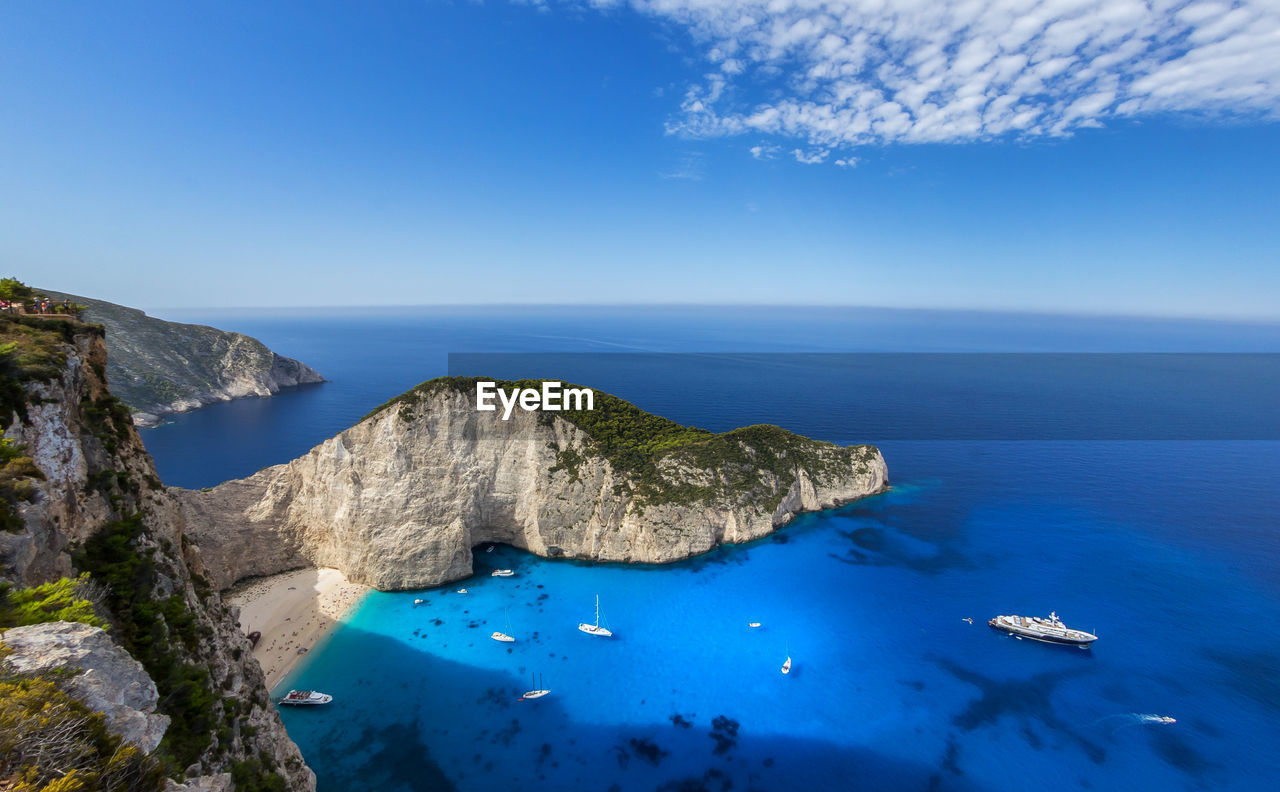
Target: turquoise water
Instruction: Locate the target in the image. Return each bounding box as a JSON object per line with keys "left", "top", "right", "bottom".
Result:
{"left": 272, "top": 441, "right": 1279, "bottom": 791}
{"left": 136, "top": 308, "right": 1280, "bottom": 790}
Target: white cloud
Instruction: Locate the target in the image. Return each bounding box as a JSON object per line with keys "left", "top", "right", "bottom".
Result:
{"left": 598, "top": 0, "right": 1280, "bottom": 146}
{"left": 793, "top": 147, "right": 830, "bottom": 164}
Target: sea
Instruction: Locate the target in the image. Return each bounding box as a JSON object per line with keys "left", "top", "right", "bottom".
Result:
{"left": 140, "top": 306, "right": 1280, "bottom": 792}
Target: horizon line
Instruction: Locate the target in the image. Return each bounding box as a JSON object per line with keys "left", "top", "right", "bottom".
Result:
{"left": 141, "top": 302, "right": 1280, "bottom": 326}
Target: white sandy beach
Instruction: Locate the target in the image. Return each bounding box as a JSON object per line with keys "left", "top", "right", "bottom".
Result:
{"left": 227, "top": 567, "right": 369, "bottom": 690}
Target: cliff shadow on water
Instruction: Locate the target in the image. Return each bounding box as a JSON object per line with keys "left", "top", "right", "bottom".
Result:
{"left": 277, "top": 623, "right": 984, "bottom": 792}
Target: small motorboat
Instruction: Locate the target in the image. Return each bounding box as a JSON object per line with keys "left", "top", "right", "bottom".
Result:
{"left": 1137, "top": 714, "right": 1177, "bottom": 725}
{"left": 748, "top": 622, "right": 762, "bottom": 628}
{"left": 456, "top": 588, "right": 468, "bottom": 594}
{"left": 486, "top": 545, "right": 494, "bottom": 553}
{"left": 413, "top": 598, "right": 425, "bottom": 605}
{"left": 491, "top": 569, "right": 514, "bottom": 578}
{"left": 962, "top": 617, "right": 973, "bottom": 624}
{"left": 781, "top": 656, "right": 792, "bottom": 675}
{"left": 279, "top": 690, "right": 332, "bottom": 706}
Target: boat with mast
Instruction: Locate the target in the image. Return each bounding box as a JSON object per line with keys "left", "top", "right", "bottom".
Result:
{"left": 781, "top": 641, "right": 792, "bottom": 675}
{"left": 521, "top": 673, "right": 550, "bottom": 700}
{"left": 491, "top": 608, "right": 515, "bottom": 643}
{"left": 577, "top": 595, "right": 613, "bottom": 637}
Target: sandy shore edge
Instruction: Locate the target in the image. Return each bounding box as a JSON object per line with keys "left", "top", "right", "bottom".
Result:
{"left": 226, "top": 567, "right": 370, "bottom": 691}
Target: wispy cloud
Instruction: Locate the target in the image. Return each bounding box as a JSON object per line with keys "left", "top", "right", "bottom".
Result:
{"left": 600, "top": 0, "right": 1280, "bottom": 146}
{"left": 659, "top": 151, "right": 706, "bottom": 180}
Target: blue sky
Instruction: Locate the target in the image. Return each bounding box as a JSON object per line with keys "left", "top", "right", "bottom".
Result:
{"left": 2, "top": 0, "right": 1278, "bottom": 318}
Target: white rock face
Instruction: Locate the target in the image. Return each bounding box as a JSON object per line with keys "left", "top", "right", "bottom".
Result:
{"left": 1, "top": 621, "right": 171, "bottom": 753}
{"left": 179, "top": 386, "right": 888, "bottom": 590}
{"left": 165, "top": 773, "right": 233, "bottom": 792}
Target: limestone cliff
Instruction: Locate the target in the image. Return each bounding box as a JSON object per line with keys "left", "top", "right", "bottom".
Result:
{"left": 0, "top": 315, "right": 314, "bottom": 791}
{"left": 1, "top": 620, "right": 171, "bottom": 753}
{"left": 179, "top": 378, "right": 888, "bottom": 591}
{"left": 42, "top": 290, "right": 323, "bottom": 427}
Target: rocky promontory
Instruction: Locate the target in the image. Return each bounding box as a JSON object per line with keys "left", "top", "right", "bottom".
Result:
{"left": 42, "top": 290, "right": 323, "bottom": 426}
{"left": 1, "top": 620, "right": 171, "bottom": 753}
{"left": 1, "top": 314, "right": 315, "bottom": 790}
{"left": 178, "top": 377, "right": 888, "bottom": 591}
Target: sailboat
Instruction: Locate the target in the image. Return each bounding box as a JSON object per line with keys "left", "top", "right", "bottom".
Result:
{"left": 781, "top": 641, "right": 792, "bottom": 675}
{"left": 577, "top": 594, "right": 613, "bottom": 637}
{"left": 521, "top": 673, "right": 550, "bottom": 700}
{"left": 491, "top": 608, "right": 515, "bottom": 643}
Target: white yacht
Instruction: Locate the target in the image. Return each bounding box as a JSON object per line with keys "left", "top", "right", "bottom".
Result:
{"left": 577, "top": 594, "right": 613, "bottom": 637}
{"left": 989, "top": 611, "right": 1097, "bottom": 647}
{"left": 279, "top": 690, "right": 332, "bottom": 706}
{"left": 492, "top": 609, "right": 515, "bottom": 642}
{"left": 522, "top": 673, "right": 550, "bottom": 700}
{"left": 491, "top": 569, "right": 514, "bottom": 578}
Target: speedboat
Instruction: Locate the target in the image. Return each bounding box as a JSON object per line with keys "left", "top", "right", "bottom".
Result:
{"left": 491, "top": 569, "right": 514, "bottom": 578}
{"left": 989, "top": 611, "right": 1097, "bottom": 647}
{"left": 748, "top": 622, "right": 762, "bottom": 628}
{"left": 279, "top": 690, "right": 332, "bottom": 706}
{"left": 456, "top": 588, "right": 468, "bottom": 594}
{"left": 413, "top": 598, "right": 425, "bottom": 605}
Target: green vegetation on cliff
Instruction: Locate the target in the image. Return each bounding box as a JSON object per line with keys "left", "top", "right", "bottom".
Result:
{"left": 0, "top": 575, "right": 106, "bottom": 630}
{"left": 369, "top": 376, "right": 880, "bottom": 507}
{"left": 74, "top": 515, "right": 216, "bottom": 773}
{"left": 0, "top": 652, "right": 167, "bottom": 792}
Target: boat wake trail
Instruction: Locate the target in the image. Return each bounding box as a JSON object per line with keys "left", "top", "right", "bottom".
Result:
{"left": 1092, "top": 713, "right": 1177, "bottom": 734}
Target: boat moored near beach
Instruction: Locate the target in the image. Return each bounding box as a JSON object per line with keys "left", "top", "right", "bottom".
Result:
{"left": 279, "top": 689, "right": 333, "bottom": 706}
{"left": 989, "top": 611, "right": 1097, "bottom": 647}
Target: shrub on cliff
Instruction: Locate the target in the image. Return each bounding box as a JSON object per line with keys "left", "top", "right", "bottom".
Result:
{"left": 0, "top": 438, "right": 44, "bottom": 534}
{"left": 0, "top": 575, "right": 106, "bottom": 629}
{"left": 74, "top": 515, "right": 216, "bottom": 773}
{"left": 0, "top": 650, "right": 166, "bottom": 792}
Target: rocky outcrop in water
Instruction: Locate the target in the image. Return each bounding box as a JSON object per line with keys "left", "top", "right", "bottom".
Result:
{"left": 41, "top": 290, "right": 323, "bottom": 427}
{"left": 1, "top": 620, "right": 171, "bottom": 752}
{"left": 179, "top": 378, "right": 888, "bottom": 591}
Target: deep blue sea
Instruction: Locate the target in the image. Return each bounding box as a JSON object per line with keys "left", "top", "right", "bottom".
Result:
{"left": 140, "top": 307, "right": 1280, "bottom": 791}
